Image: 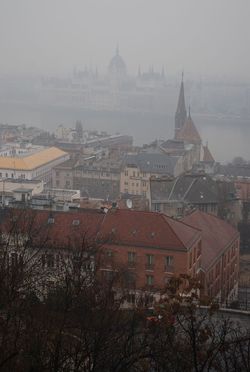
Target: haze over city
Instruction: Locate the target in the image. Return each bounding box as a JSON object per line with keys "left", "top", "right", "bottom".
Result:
{"left": 0, "top": 0, "right": 250, "bottom": 79}
{"left": 0, "top": 0, "right": 250, "bottom": 162}
{"left": 0, "top": 2, "right": 250, "bottom": 369}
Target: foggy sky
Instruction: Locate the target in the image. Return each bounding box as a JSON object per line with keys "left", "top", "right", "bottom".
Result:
{"left": 1, "top": 0, "right": 250, "bottom": 79}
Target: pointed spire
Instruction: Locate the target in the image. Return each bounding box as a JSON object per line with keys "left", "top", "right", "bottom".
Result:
{"left": 175, "top": 73, "right": 187, "bottom": 139}
{"left": 116, "top": 43, "right": 119, "bottom": 56}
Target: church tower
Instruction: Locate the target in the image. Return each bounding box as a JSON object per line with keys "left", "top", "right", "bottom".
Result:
{"left": 175, "top": 73, "right": 187, "bottom": 139}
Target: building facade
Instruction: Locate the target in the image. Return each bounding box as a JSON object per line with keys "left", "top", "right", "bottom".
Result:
{"left": 0, "top": 147, "right": 69, "bottom": 188}
{"left": 120, "top": 153, "right": 183, "bottom": 202}
{"left": 0, "top": 206, "right": 239, "bottom": 304}
{"left": 183, "top": 210, "right": 240, "bottom": 304}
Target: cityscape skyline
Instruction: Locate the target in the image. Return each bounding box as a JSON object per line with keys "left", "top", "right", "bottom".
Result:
{"left": 0, "top": 0, "right": 250, "bottom": 79}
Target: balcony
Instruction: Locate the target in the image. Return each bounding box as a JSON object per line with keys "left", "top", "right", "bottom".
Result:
{"left": 165, "top": 265, "right": 174, "bottom": 273}
{"left": 145, "top": 263, "right": 154, "bottom": 271}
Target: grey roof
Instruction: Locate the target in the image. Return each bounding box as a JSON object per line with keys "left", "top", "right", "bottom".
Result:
{"left": 161, "top": 139, "right": 185, "bottom": 151}
{"left": 151, "top": 174, "right": 219, "bottom": 204}
{"left": 123, "top": 153, "right": 179, "bottom": 175}
{"left": 217, "top": 164, "right": 250, "bottom": 178}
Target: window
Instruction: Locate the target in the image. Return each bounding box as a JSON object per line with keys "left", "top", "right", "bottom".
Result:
{"left": 132, "top": 171, "right": 136, "bottom": 177}
{"left": 142, "top": 181, "right": 146, "bottom": 187}
{"left": 72, "top": 219, "right": 80, "bottom": 226}
{"left": 47, "top": 217, "right": 55, "bottom": 224}
{"left": 165, "top": 256, "right": 174, "bottom": 272}
{"left": 146, "top": 254, "right": 154, "bottom": 270}
{"left": 125, "top": 170, "right": 128, "bottom": 176}
{"left": 128, "top": 252, "right": 136, "bottom": 267}
{"left": 146, "top": 275, "right": 154, "bottom": 286}
{"left": 126, "top": 272, "right": 136, "bottom": 287}
{"left": 106, "top": 250, "right": 114, "bottom": 258}
{"left": 127, "top": 293, "right": 136, "bottom": 304}
{"left": 103, "top": 270, "right": 114, "bottom": 282}
{"left": 154, "top": 203, "right": 161, "bottom": 212}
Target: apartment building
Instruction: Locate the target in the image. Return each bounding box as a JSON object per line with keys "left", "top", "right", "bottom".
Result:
{"left": 120, "top": 153, "right": 183, "bottom": 202}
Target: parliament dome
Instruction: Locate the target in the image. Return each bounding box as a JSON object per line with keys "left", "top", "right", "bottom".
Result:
{"left": 108, "top": 46, "right": 127, "bottom": 76}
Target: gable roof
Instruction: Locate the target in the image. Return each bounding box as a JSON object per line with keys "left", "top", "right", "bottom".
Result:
{"left": 176, "top": 114, "right": 201, "bottom": 145}
{"left": 123, "top": 153, "right": 179, "bottom": 175}
{"left": 182, "top": 210, "right": 239, "bottom": 270}
{"left": 0, "top": 207, "right": 200, "bottom": 253}
{"left": 100, "top": 209, "right": 200, "bottom": 250}
{"left": 151, "top": 174, "right": 219, "bottom": 204}
{"left": 217, "top": 164, "right": 250, "bottom": 178}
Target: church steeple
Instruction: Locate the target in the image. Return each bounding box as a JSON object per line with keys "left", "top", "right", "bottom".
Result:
{"left": 175, "top": 73, "right": 187, "bottom": 139}
{"left": 116, "top": 44, "right": 119, "bottom": 56}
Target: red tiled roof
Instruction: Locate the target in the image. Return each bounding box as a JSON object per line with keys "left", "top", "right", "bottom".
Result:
{"left": 100, "top": 209, "right": 200, "bottom": 250}
{"left": 203, "top": 145, "right": 215, "bottom": 162}
{"left": 1, "top": 208, "right": 104, "bottom": 250}
{"left": 0, "top": 208, "right": 200, "bottom": 252}
{"left": 165, "top": 216, "right": 201, "bottom": 249}
{"left": 183, "top": 210, "right": 239, "bottom": 270}
{"left": 176, "top": 116, "right": 201, "bottom": 144}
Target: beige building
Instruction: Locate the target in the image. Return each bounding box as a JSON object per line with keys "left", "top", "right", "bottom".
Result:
{"left": 0, "top": 147, "right": 69, "bottom": 187}
{"left": 52, "top": 159, "right": 76, "bottom": 190}
{"left": 120, "top": 153, "right": 183, "bottom": 202}
{"left": 52, "top": 157, "right": 122, "bottom": 200}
